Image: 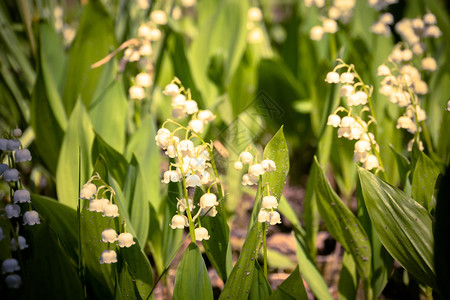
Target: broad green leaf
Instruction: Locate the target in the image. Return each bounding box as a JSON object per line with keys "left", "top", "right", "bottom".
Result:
{"left": 30, "top": 194, "right": 78, "bottom": 260}
{"left": 295, "top": 235, "right": 333, "bottom": 300}
{"left": 125, "top": 116, "right": 161, "bottom": 210}
{"left": 123, "top": 156, "right": 149, "bottom": 246}
{"left": 358, "top": 167, "right": 436, "bottom": 288}
{"left": 220, "top": 222, "right": 263, "bottom": 300}
{"left": 302, "top": 161, "right": 320, "bottom": 259}
{"left": 23, "top": 222, "right": 83, "bottom": 300}
{"left": 62, "top": 0, "right": 116, "bottom": 114}
{"left": 89, "top": 61, "right": 127, "bottom": 153}
{"left": 249, "top": 261, "right": 272, "bottom": 300}
{"left": 269, "top": 266, "right": 308, "bottom": 300}
{"left": 189, "top": 0, "right": 248, "bottom": 104}
{"left": 314, "top": 158, "right": 372, "bottom": 283}
{"left": 435, "top": 165, "right": 450, "bottom": 298}
{"left": 389, "top": 144, "right": 410, "bottom": 189}
{"left": 338, "top": 252, "right": 358, "bottom": 300}
{"left": 173, "top": 243, "right": 213, "bottom": 300}
{"left": 411, "top": 151, "right": 440, "bottom": 211}
{"left": 92, "top": 134, "right": 129, "bottom": 188}
{"left": 56, "top": 99, "right": 94, "bottom": 209}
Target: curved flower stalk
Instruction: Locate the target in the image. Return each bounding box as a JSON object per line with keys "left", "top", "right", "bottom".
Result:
{"left": 325, "top": 60, "right": 386, "bottom": 176}
{"left": 0, "top": 128, "right": 38, "bottom": 290}
{"left": 79, "top": 173, "right": 136, "bottom": 264}
{"left": 157, "top": 78, "right": 220, "bottom": 243}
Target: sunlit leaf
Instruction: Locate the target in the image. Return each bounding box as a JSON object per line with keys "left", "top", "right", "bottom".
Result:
{"left": 411, "top": 150, "right": 440, "bottom": 211}
{"left": 269, "top": 266, "right": 308, "bottom": 300}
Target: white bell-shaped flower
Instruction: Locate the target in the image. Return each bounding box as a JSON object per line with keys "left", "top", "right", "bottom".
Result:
{"left": 200, "top": 193, "right": 218, "bottom": 209}
{"left": 88, "top": 198, "right": 109, "bottom": 213}
{"left": 129, "top": 85, "right": 146, "bottom": 100}
{"left": 189, "top": 119, "right": 204, "bottom": 133}
{"left": 135, "top": 72, "right": 152, "bottom": 87}
{"left": 248, "top": 163, "right": 265, "bottom": 177}
{"left": 100, "top": 250, "right": 117, "bottom": 264}
{"left": 189, "top": 157, "right": 206, "bottom": 171}
{"left": 234, "top": 161, "right": 243, "bottom": 170}
{"left": 197, "top": 110, "right": 216, "bottom": 123}
{"left": 0, "top": 138, "right": 8, "bottom": 150}
{"left": 2, "top": 258, "right": 20, "bottom": 274}
{"left": 325, "top": 71, "right": 340, "bottom": 83}
{"left": 165, "top": 144, "right": 177, "bottom": 158}
{"left": 162, "top": 170, "right": 181, "bottom": 183}
{"left": 364, "top": 155, "right": 379, "bottom": 170}
{"left": 155, "top": 128, "right": 173, "bottom": 150}
{"left": 5, "top": 204, "right": 20, "bottom": 218}
{"left": 14, "top": 149, "right": 32, "bottom": 162}
{"left": 310, "top": 26, "right": 324, "bottom": 41}
{"left": 184, "top": 100, "right": 198, "bottom": 115}
{"left": 178, "top": 140, "right": 195, "bottom": 157}
{"left": 186, "top": 174, "right": 202, "bottom": 187}
{"left": 177, "top": 198, "right": 194, "bottom": 213}
{"left": 24, "top": 210, "right": 40, "bottom": 225}
{"left": 118, "top": 233, "right": 135, "bottom": 248}
{"left": 12, "top": 128, "right": 22, "bottom": 137}
{"left": 172, "top": 94, "right": 186, "bottom": 106}
{"left": 239, "top": 151, "right": 253, "bottom": 164}
{"left": 258, "top": 210, "right": 270, "bottom": 223}
{"left": 354, "top": 140, "right": 371, "bottom": 153}
{"left": 80, "top": 183, "right": 96, "bottom": 200}
{"left": 7, "top": 139, "right": 21, "bottom": 151}
{"left": 101, "top": 229, "right": 118, "bottom": 243}
{"left": 150, "top": 10, "right": 167, "bottom": 25}
{"left": 4, "top": 169, "right": 19, "bottom": 182}
{"left": 353, "top": 150, "right": 369, "bottom": 163}
{"left": 13, "top": 190, "right": 31, "bottom": 204}
{"left": 195, "top": 227, "right": 210, "bottom": 241}
{"left": 261, "top": 159, "right": 276, "bottom": 172}
{"left": 327, "top": 114, "right": 341, "bottom": 127}
{"left": 0, "top": 163, "right": 8, "bottom": 175}
{"left": 269, "top": 211, "right": 282, "bottom": 225}
{"left": 262, "top": 196, "right": 278, "bottom": 209}
{"left": 163, "top": 83, "right": 180, "bottom": 96}
{"left": 201, "top": 206, "right": 217, "bottom": 217}
{"left": 172, "top": 106, "right": 188, "bottom": 119}
{"left": 340, "top": 72, "right": 354, "bottom": 84}
{"left": 248, "top": 7, "right": 262, "bottom": 22}
{"left": 170, "top": 214, "right": 188, "bottom": 229}
{"left": 10, "top": 236, "right": 28, "bottom": 251}
{"left": 5, "top": 274, "right": 22, "bottom": 289}
{"left": 241, "top": 173, "right": 258, "bottom": 186}
{"left": 103, "top": 203, "right": 120, "bottom": 218}
{"left": 200, "top": 171, "right": 211, "bottom": 185}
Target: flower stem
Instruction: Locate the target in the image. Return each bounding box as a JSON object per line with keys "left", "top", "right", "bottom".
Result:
{"left": 263, "top": 223, "right": 268, "bottom": 279}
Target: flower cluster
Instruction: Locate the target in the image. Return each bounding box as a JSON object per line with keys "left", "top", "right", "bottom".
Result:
{"left": 257, "top": 195, "right": 282, "bottom": 226}
{"left": 53, "top": 6, "right": 76, "bottom": 46}
{"left": 80, "top": 174, "right": 136, "bottom": 264}
{"left": 234, "top": 150, "right": 276, "bottom": 186}
{"left": 158, "top": 79, "right": 219, "bottom": 242}
{"left": 395, "top": 12, "right": 441, "bottom": 55}
{"left": 325, "top": 61, "right": 382, "bottom": 171}
{"left": 371, "top": 12, "right": 394, "bottom": 36}
{"left": 377, "top": 60, "right": 429, "bottom": 151}
{"left": 247, "top": 7, "right": 264, "bottom": 44}
{"left": 0, "top": 128, "right": 38, "bottom": 289}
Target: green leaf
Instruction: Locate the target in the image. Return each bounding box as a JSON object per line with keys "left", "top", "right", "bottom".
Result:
{"left": 389, "top": 144, "right": 410, "bottom": 189}
{"left": 56, "top": 99, "right": 94, "bottom": 209}
{"left": 269, "top": 266, "right": 308, "bottom": 300}
{"left": 411, "top": 151, "right": 441, "bottom": 211}
{"left": 249, "top": 261, "right": 272, "bottom": 300}
{"left": 89, "top": 61, "right": 128, "bottom": 153}
{"left": 62, "top": 0, "right": 116, "bottom": 114}
{"left": 30, "top": 194, "right": 78, "bottom": 260}
{"left": 358, "top": 167, "right": 436, "bottom": 288}
{"left": 338, "top": 252, "right": 358, "bottom": 300}
{"left": 314, "top": 158, "right": 372, "bottom": 283}
{"left": 173, "top": 243, "right": 213, "bottom": 300}
{"left": 220, "top": 222, "right": 263, "bottom": 300}
{"left": 92, "top": 134, "right": 129, "bottom": 188}
{"left": 435, "top": 165, "right": 450, "bottom": 298}
{"left": 23, "top": 222, "right": 83, "bottom": 300}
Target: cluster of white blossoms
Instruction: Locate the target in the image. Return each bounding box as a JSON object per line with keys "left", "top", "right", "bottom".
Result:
{"left": 257, "top": 194, "right": 282, "bottom": 226}
{"left": 371, "top": 12, "right": 394, "bottom": 36}
{"left": 247, "top": 7, "right": 264, "bottom": 44}
{"left": 158, "top": 79, "right": 219, "bottom": 242}
{"left": 80, "top": 174, "right": 135, "bottom": 264}
{"left": 308, "top": 0, "right": 357, "bottom": 41}
{"left": 395, "top": 12, "right": 441, "bottom": 56}
{"left": 234, "top": 150, "right": 276, "bottom": 186}
{"left": 125, "top": 10, "right": 168, "bottom": 100}
{"left": 0, "top": 128, "right": 39, "bottom": 289}
{"left": 377, "top": 60, "right": 429, "bottom": 151}
{"left": 53, "top": 6, "right": 76, "bottom": 46}
{"left": 325, "top": 61, "right": 382, "bottom": 171}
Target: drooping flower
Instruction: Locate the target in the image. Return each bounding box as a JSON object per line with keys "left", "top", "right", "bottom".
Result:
{"left": 5, "top": 204, "right": 20, "bottom": 219}
{"left": 80, "top": 183, "right": 97, "bottom": 200}
{"left": 234, "top": 161, "right": 243, "bottom": 170}
{"left": 14, "top": 149, "right": 32, "bottom": 162}
{"left": 5, "top": 274, "right": 21, "bottom": 289}
{"left": 100, "top": 250, "right": 117, "bottom": 264}
{"left": 118, "top": 233, "right": 136, "bottom": 248}
{"left": 10, "top": 236, "right": 28, "bottom": 251}
{"left": 23, "top": 211, "right": 41, "bottom": 225}
{"left": 129, "top": 85, "right": 146, "bottom": 100}
{"left": 163, "top": 83, "right": 180, "bottom": 96}
{"left": 195, "top": 227, "right": 210, "bottom": 241}
{"left": 327, "top": 114, "right": 341, "bottom": 127}
{"left": 3, "top": 169, "right": 19, "bottom": 182}
{"left": 325, "top": 72, "right": 340, "bottom": 83}
{"left": 150, "top": 10, "right": 168, "bottom": 25}
{"left": 103, "top": 203, "right": 120, "bottom": 218}
{"left": 88, "top": 198, "right": 109, "bottom": 213}
{"left": 261, "top": 196, "right": 278, "bottom": 209}
{"left": 189, "top": 119, "right": 204, "bottom": 133}
{"left": 13, "top": 190, "right": 31, "bottom": 204}
{"left": 269, "top": 211, "right": 282, "bottom": 225}
{"left": 2, "top": 258, "right": 20, "bottom": 274}
{"left": 239, "top": 151, "right": 253, "bottom": 164}
{"left": 7, "top": 139, "right": 21, "bottom": 151}
{"left": 248, "top": 164, "right": 264, "bottom": 177}
{"left": 170, "top": 214, "right": 188, "bottom": 229}
{"left": 200, "top": 193, "right": 218, "bottom": 209}
{"left": 185, "top": 174, "right": 202, "bottom": 187}
{"left": 258, "top": 210, "right": 270, "bottom": 223}
{"left": 162, "top": 170, "right": 181, "bottom": 183}
{"left": 261, "top": 159, "right": 276, "bottom": 172}
{"left": 0, "top": 163, "right": 7, "bottom": 175}
{"left": 101, "top": 229, "right": 118, "bottom": 243}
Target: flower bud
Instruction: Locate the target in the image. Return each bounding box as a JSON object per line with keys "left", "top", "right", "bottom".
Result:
{"left": 12, "top": 128, "right": 22, "bottom": 137}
